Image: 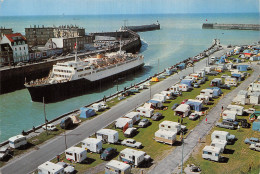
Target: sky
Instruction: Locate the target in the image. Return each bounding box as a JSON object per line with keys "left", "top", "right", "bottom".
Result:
{"left": 0, "top": 0, "right": 259, "bottom": 16}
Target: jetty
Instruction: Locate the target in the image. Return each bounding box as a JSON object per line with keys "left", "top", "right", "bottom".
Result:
{"left": 120, "top": 22, "right": 160, "bottom": 32}
{"left": 202, "top": 23, "right": 260, "bottom": 31}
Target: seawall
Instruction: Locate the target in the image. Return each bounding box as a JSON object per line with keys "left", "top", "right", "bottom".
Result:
{"left": 121, "top": 23, "right": 160, "bottom": 32}
{"left": 202, "top": 23, "right": 260, "bottom": 31}
{"left": 0, "top": 30, "right": 142, "bottom": 94}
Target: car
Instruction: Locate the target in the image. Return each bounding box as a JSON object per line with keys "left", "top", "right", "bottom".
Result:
{"left": 42, "top": 124, "right": 57, "bottom": 131}
{"left": 100, "top": 147, "right": 117, "bottom": 160}
{"left": 56, "top": 162, "right": 75, "bottom": 174}
{"left": 138, "top": 118, "right": 150, "bottom": 128}
{"left": 189, "top": 113, "right": 200, "bottom": 120}
{"left": 244, "top": 137, "right": 260, "bottom": 145}
{"left": 0, "top": 146, "right": 11, "bottom": 160}
{"left": 151, "top": 112, "right": 163, "bottom": 121}
{"left": 237, "top": 119, "right": 250, "bottom": 128}
{"left": 216, "top": 122, "right": 235, "bottom": 130}
{"left": 173, "top": 91, "right": 182, "bottom": 97}
{"left": 206, "top": 71, "right": 219, "bottom": 76}
{"left": 222, "top": 119, "right": 239, "bottom": 127}
{"left": 197, "top": 80, "right": 203, "bottom": 85}
{"left": 17, "top": 62, "right": 25, "bottom": 66}
{"left": 171, "top": 103, "right": 180, "bottom": 110}
{"left": 202, "top": 76, "right": 208, "bottom": 81}
{"left": 221, "top": 74, "right": 229, "bottom": 78}
{"left": 219, "top": 84, "right": 231, "bottom": 89}
{"left": 193, "top": 83, "right": 200, "bottom": 88}
{"left": 121, "top": 139, "right": 142, "bottom": 149}
{"left": 249, "top": 143, "right": 260, "bottom": 151}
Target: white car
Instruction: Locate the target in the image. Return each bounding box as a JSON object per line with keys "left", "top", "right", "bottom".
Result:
{"left": 249, "top": 143, "right": 260, "bottom": 151}
{"left": 121, "top": 139, "right": 142, "bottom": 149}
{"left": 42, "top": 124, "right": 56, "bottom": 131}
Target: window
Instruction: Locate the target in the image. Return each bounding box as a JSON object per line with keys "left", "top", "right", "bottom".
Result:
{"left": 208, "top": 152, "right": 212, "bottom": 155}
{"left": 215, "top": 153, "right": 219, "bottom": 156}
{"left": 24, "top": 47, "right": 25, "bottom": 50}
{"left": 161, "top": 135, "right": 165, "bottom": 138}
{"left": 203, "top": 151, "right": 208, "bottom": 154}
{"left": 15, "top": 48, "right": 17, "bottom": 51}
{"left": 168, "top": 126, "right": 171, "bottom": 128}
{"left": 161, "top": 125, "right": 165, "bottom": 127}
{"left": 142, "top": 111, "right": 145, "bottom": 113}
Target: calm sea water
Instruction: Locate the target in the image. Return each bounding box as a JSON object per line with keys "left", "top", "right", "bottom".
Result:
{"left": 0, "top": 13, "right": 259, "bottom": 142}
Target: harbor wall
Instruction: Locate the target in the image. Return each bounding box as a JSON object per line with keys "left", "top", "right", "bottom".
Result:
{"left": 0, "top": 30, "right": 141, "bottom": 94}
{"left": 121, "top": 23, "right": 160, "bottom": 32}
{"left": 202, "top": 23, "right": 260, "bottom": 31}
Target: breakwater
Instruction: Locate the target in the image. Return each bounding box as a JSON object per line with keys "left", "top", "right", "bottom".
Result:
{"left": 202, "top": 23, "right": 260, "bottom": 31}
{"left": 0, "top": 30, "right": 141, "bottom": 94}
{"left": 120, "top": 23, "right": 160, "bottom": 32}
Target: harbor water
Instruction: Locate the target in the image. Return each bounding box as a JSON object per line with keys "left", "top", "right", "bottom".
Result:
{"left": 0, "top": 13, "right": 259, "bottom": 142}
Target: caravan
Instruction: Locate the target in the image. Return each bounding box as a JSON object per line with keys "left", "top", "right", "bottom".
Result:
{"left": 161, "top": 91, "right": 174, "bottom": 99}
{"left": 119, "top": 148, "right": 151, "bottom": 167}
{"left": 202, "top": 146, "right": 221, "bottom": 162}
{"left": 136, "top": 106, "right": 154, "bottom": 118}
{"left": 225, "top": 77, "right": 237, "bottom": 86}
{"left": 123, "top": 112, "right": 140, "bottom": 124}
{"left": 105, "top": 160, "right": 131, "bottom": 174}
{"left": 96, "top": 129, "right": 119, "bottom": 144}
{"left": 226, "top": 105, "right": 244, "bottom": 115}
{"left": 210, "top": 139, "right": 227, "bottom": 153}
{"left": 8, "top": 135, "right": 27, "bottom": 149}
{"left": 38, "top": 161, "right": 64, "bottom": 174}
{"left": 174, "top": 104, "right": 190, "bottom": 117}
{"left": 115, "top": 118, "right": 133, "bottom": 129}
{"left": 153, "top": 94, "right": 166, "bottom": 103}
{"left": 159, "top": 121, "right": 181, "bottom": 133}
{"left": 196, "top": 95, "right": 210, "bottom": 105}
{"left": 154, "top": 129, "right": 177, "bottom": 145}
{"left": 222, "top": 110, "right": 237, "bottom": 121}
{"left": 200, "top": 89, "right": 214, "bottom": 98}
{"left": 65, "top": 146, "right": 87, "bottom": 163}
{"left": 81, "top": 138, "right": 102, "bottom": 153}
{"left": 211, "top": 131, "right": 236, "bottom": 144}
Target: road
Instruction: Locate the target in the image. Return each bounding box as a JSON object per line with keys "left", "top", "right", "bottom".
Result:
{"left": 148, "top": 65, "right": 260, "bottom": 173}
{"left": 0, "top": 47, "right": 229, "bottom": 174}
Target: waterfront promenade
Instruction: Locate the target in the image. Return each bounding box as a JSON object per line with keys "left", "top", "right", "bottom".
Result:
{"left": 149, "top": 65, "right": 260, "bottom": 174}
{"left": 0, "top": 47, "right": 230, "bottom": 174}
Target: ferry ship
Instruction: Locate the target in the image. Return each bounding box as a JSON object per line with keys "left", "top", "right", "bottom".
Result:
{"left": 25, "top": 49, "right": 144, "bottom": 103}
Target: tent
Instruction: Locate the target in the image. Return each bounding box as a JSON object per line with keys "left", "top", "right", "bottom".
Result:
{"left": 207, "top": 87, "right": 222, "bottom": 97}
{"left": 151, "top": 77, "right": 159, "bottom": 82}
{"left": 147, "top": 99, "right": 163, "bottom": 108}
{"left": 231, "top": 74, "right": 242, "bottom": 81}
{"left": 185, "top": 99, "right": 203, "bottom": 112}
{"left": 79, "top": 107, "right": 96, "bottom": 118}
{"left": 237, "top": 65, "right": 248, "bottom": 71}
{"left": 235, "top": 58, "right": 241, "bottom": 63}
{"left": 180, "top": 79, "right": 193, "bottom": 88}
{"left": 69, "top": 115, "right": 81, "bottom": 124}
{"left": 243, "top": 50, "right": 250, "bottom": 53}
{"left": 177, "top": 63, "right": 186, "bottom": 70}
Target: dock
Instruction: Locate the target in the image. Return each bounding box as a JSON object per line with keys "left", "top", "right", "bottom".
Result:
{"left": 202, "top": 23, "right": 260, "bottom": 31}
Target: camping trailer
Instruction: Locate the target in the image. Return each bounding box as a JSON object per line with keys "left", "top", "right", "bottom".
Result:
{"left": 196, "top": 95, "right": 210, "bottom": 105}
{"left": 136, "top": 106, "right": 154, "bottom": 118}
{"left": 210, "top": 139, "right": 227, "bottom": 153}
{"left": 153, "top": 94, "right": 166, "bottom": 103}
{"left": 248, "top": 82, "right": 260, "bottom": 93}
{"left": 210, "top": 78, "right": 222, "bottom": 87}
{"left": 154, "top": 129, "right": 177, "bottom": 145}
{"left": 147, "top": 99, "right": 163, "bottom": 109}
{"left": 169, "top": 85, "right": 180, "bottom": 93}
{"left": 115, "top": 118, "right": 133, "bottom": 129}
{"left": 161, "top": 91, "right": 174, "bottom": 99}
{"left": 119, "top": 148, "right": 150, "bottom": 167}
{"left": 226, "top": 105, "right": 244, "bottom": 116}
{"left": 91, "top": 103, "right": 103, "bottom": 112}
{"left": 202, "top": 146, "right": 221, "bottom": 162}
{"left": 250, "top": 92, "right": 260, "bottom": 105}
{"left": 65, "top": 146, "right": 87, "bottom": 163}
{"left": 211, "top": 131, "right": 236, "bottom": 144}
{"left": 225, "top": 77, "right": 237, "bottom": 86}
{"left": 222, "top": 110, "right": 237, "bottom": 121}
{"left": 105, "top": 160, "right": 131, "bottom": 174}
{"left": 178, "top": 84, "right": 189, "bottom": 92}
{"left": 38, "top": 161, "right": 64, "bottom": 174}
{"left": 200, "top": 89, "right": 214, "bottom": 98}
{"left": 96, "top": 129, "right": 119, "bottom": 144}
{"left": 81, "top": 138, "right": 102, "bottom": 153}
{"left": 159, "top": 121, "right": 181, "bottom": 133}
{"left": 185, "top": 99, "right": 203, "bottom": 112}
{"left": 8, "top": 135, "right": 27, "bottom": 149}
{"left": 124, "top": 112, "right": 140, "bottom": 124}
{"left": 174, "top": 104, "right": 190, "bottom": 117}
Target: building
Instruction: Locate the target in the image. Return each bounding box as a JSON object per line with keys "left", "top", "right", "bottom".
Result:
{"left": 0, "top": 33, "right": 29, "bottom": 64}
{"left": 25, "top": 25, "right": 86, "bottom": 47}
{"left": 0, "top": 27, "right": 13, "bottom": 41}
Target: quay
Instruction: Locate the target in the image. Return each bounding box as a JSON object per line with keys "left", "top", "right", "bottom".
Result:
{"left": 0, "top": 42, "right": 219, "bottom": 174}
{"left": 202, "top": 23, "right": 260, "bottom": 31}
{"left": 0, "top": 30, "right": 141, "bottom": 94}
{"left": 120, "top": 23, "right": 160, "bottom": 32}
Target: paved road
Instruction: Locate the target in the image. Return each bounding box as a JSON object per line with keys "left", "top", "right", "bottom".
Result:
{"left": 149, "top": 64, "right": 260, "bottom": 174}
{"left": 0, "top": 47, "right": 229, "bottom": 174}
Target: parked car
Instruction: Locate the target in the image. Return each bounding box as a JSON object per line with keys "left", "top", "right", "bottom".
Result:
{"left": 0, "top": 146, "right": 11, "bottom": 160}
{"left": 237, "top": 119, "right": 250, "bottom": 128}
{"left": 221, "top": 74, "right": 229, "bottom": 78}
{"left": 171, "top": 103, "right": 180, "bottom": 110}
{"left": 203, "top": 76, "right": 208, "bottom": 81}
{"left": 244, "top": 137, "right": 260, "bottom": 145}
{"left": 249, "top": 143, "right": 260, "bottom": 151}
{"left": 193, "top": 83, "right": 200, "bottom": 88}
{"left": 206, "top": 71, "right": 219, "bottom": 76}
{"left": 138, "top": 118, "right": 150, "bottom": 128}
{"left": 121, "top": 139, "right": 142, "bottom": 149}
{"left": 216, "top": 122, "right": 235, "bottom": 130}
{"left": 124, "top": 128, "right": 138, "bottom": 138}
{"left": 189, "top": 113, "right": 200, "bottom": 120}
{"left": 42, "top": 124, "right": 57, "bottom": 131}
{"left": 219, "top": 84, "right": 231, "bottom": 89}
{"left": 100, "top": 147, "right": 117, "bottom": 160}
{"left": 222, "top": 119, "right": 239, "bottom": 127}
{"left": 197, "top": 80, "right": 203, "bottom": 85}
{"left": 151, "top": 112, "right": 163, "bottom": 121}
{"left": 173, "top": 91, "right": 182, "bottom": 96}
{"left": 56, "top": 162, "right": 75, "bottom": 174}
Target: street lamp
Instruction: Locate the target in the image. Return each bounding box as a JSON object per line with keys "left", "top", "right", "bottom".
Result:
{"left": 4, "top": 46, "right": 11, "bottom": 67}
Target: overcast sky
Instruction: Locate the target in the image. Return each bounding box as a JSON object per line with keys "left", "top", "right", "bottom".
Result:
{"left": 0, "top": 0, "right": 259, "bottom": 16}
